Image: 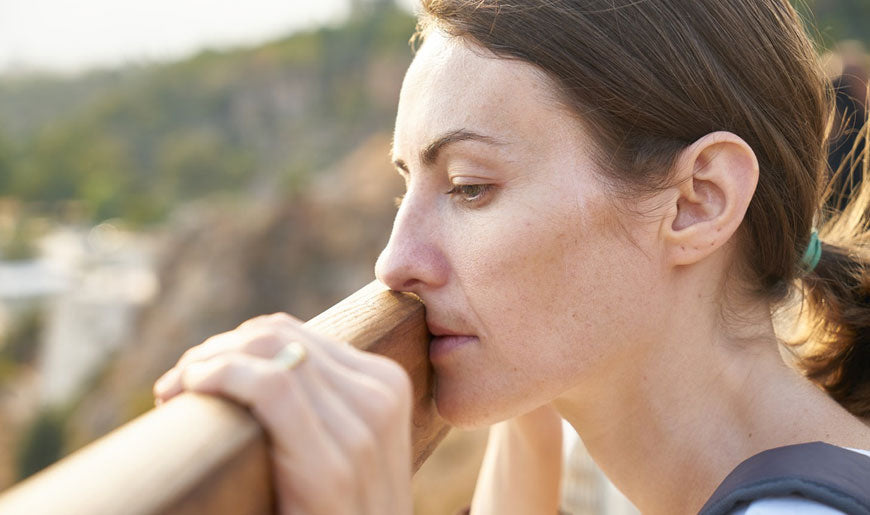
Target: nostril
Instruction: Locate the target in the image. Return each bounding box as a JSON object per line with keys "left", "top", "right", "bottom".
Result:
{"left": 376, "top": 267, "right": 415, "bottom": 292}
{"left": 396, "top": 278, "right": 422, "bottom": 293}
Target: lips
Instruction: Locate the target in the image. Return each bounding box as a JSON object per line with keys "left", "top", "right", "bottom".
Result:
{"left": 429, "top": 334, "right": 477, "bottom": 361}
{"left": 426, "top": 319, "right": 477, "bottom": 361}
{"left": 426, "top": 319, "right": 469, "bottom": 337}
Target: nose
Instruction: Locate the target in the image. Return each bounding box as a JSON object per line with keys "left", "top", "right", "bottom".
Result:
{"left": 375, "top": 196, "right": 448, "bottom": 293}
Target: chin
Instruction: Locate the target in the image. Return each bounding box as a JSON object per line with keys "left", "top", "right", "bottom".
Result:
{"left": 432, "top": 378, "right": 509, "bottom": 429}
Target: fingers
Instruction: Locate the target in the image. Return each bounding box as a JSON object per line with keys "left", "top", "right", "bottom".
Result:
{"left": 154, "top": 315, "right": 299, "bottom": 403}
{"left": 176, "top": 348, "right": 385, "bottom": 512}
{"left": 152, "top": 329, "right": 271, "bottom": 403}
{"left": 153, "top": 326, "right": 313, "bottom": 404}
{"left": 154, "top": 312, "right": 410, "bottom": 406}
{"left": 263, "top": 364, "right": 379, "bottom": 512}
{"left": 236, "top": 312, "right": 304, "bottom": 331}
{"left": 151, "top": 312, "right": 415, "bottom": 514}
{"left": 176, "top": 314, "right": 306, "bottom": 371}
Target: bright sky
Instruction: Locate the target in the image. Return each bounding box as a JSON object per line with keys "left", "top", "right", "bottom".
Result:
{"left": 0, "top": 0, "right": 416, "bottom": 76}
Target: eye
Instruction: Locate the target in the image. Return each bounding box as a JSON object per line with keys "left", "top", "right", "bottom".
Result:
{"left": 445, "top": 184, "right": 493, "bottom": 205}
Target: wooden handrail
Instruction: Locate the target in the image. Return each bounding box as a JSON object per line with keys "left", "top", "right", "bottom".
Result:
{"left": 0, "top": 280, "right": 450, "bottom": 514}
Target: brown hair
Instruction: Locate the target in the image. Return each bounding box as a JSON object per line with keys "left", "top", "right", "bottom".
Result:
{"left": 415, "top": 0, "right": 870, "bottom": 416}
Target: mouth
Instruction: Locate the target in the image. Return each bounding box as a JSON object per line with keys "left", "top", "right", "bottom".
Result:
{"left": 426, "top": 319, "right": 477, "bottom": 361}
{"left": 429, "top": 334, "right": 477, "bottom": 361}
{"left": 426, "top": 319, "right": 471, "bottom": 337}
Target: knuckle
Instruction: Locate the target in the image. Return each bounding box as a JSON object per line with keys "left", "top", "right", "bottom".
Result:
{"left": 241, "top": 312, "right": 297, "bottom": 329}
{"left": 178, "top": 332, "right": 229, "bottom": 364}
{"left": 240, "top": 329, "right": 281, "bottom": 354}
{"left": 178, "top": 345, "right": 203, "bottom": 364}
{"left": 237, "top": 313, "right": 277, "bottom": 330}
{"left": 237, "top": 314, "right": 303, "bottom": 347}
{"left": 200, "top": 332, "right": 225, "bottom": 346}
{"left": 266, "top": 312, "right": 296, "bottom": 323}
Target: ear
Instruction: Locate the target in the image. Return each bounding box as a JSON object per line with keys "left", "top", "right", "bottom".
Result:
{"left": 663, "top": 132, "right": 759, "bottom": 266}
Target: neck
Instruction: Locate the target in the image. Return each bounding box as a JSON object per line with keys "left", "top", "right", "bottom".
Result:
{"left": 553, "top": 280, "right": 870, "bottom": 514}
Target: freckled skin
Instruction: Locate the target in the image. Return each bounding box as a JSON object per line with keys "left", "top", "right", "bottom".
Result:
{"left": 374, "top": 31, "right": 870, "bottom": 515}
{"left": 375, "top": 32, "right": 671, "bottom": 428}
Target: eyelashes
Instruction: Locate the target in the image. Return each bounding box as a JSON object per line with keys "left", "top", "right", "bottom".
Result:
{"left": 393, "top": 184, "right": 494, "bottom": 209}
{"left": 445, "top": 184, "right": 492, "bottom": 204}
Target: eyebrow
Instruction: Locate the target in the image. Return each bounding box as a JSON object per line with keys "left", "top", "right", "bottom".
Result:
{"left": 392, "top": 129, "right": 504, "bottom": 172}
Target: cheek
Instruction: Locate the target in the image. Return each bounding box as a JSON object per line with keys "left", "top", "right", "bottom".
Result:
{"left": 435, "top": 186, "right": 661, "bottom": 426}
{"left": 458, "top": 194, "right": 619, "bottom": 343}
{"left": 434, "top": 198, "right": 616, "bottom": 425}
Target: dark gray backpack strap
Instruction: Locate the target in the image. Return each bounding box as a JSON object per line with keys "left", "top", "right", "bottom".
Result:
{"left": 699, "top": 442, "right": 870, "bottom": 515}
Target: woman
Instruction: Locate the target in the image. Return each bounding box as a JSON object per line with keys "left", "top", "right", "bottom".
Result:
{"left": 153, "top": 1, "right": 870, "bottom": 513}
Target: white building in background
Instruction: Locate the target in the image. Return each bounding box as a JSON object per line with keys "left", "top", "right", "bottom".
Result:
{"left": 0, "top": 260, "right": 68, "bottom": 314}
{"left": 0, "top": 253, "right": 69, "bottom": 361}
{"left": 38, "top": 224, "right": 159, "bottom": 406}
{"left": 0, "top": 224, "right": 158, "bottom": 407}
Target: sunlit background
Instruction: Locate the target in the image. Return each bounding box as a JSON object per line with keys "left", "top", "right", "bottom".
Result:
{"left": 0, "top": 0, "right": 422, "bottom": 74}
{"left": 0, "top": 1, "right": 867, "bottom": 513}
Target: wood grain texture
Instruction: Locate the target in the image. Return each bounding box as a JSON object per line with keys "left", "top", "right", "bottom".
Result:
{"left": 0, "top": 280, "right": 449, "bottom": 515}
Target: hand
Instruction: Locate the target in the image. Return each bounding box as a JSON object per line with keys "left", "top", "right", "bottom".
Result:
{"left": 470, "top": 404, "right": 563, "bottom": 515}
{"left": 152, "top": 313, "right": 414, "bottom": 515}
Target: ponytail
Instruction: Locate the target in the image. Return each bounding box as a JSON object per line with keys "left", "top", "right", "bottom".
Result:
{"left": 793, "top": 118, "right": 870, "bottom": 417}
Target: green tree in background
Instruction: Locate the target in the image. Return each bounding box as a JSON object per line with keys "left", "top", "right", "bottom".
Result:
{"left": 0, "top": 128, "right": 11, "bottom": 194}
{"left": 795, "top": 0, "right": 870, "bottom": 45}
{"left": 0, "top": 2, "right": 416, "bottom": 225}
{"left": 16, "top": 409, "right": 66, "bottom": 481}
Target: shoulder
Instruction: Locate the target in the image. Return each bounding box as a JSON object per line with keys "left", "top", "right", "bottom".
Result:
{"left": 847, "top": 447, "right": 870, "bottom": 460}
{"left": 730, "top": 496, "right": 847, "bottom": 514}
{"left": 727, "top": 447, "right": 870, "bottom": 515}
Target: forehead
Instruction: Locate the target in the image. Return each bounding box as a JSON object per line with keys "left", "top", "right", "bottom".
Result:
{"left": 393, "top": 30, "right": 580, "bottom": 161}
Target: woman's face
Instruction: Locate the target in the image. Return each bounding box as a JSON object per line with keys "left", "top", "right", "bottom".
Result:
{"left": 376, "top": 31, "right": 668, "bottom": 428}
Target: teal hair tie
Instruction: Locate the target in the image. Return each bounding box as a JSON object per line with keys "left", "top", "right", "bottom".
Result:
{"left": 801, "top": 230, "right": 822, "bottom": 273}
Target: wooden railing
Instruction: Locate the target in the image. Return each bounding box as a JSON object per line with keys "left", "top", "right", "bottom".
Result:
{"left": 0, "top": 281, "right": 450, "bottom": 514}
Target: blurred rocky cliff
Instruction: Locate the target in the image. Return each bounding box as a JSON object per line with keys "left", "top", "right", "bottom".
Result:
{"left": 0, "top": 1, "right": 415, "bottom": 489}
{"left": 62, "top": 132, "right": 403, "bottom": 449}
